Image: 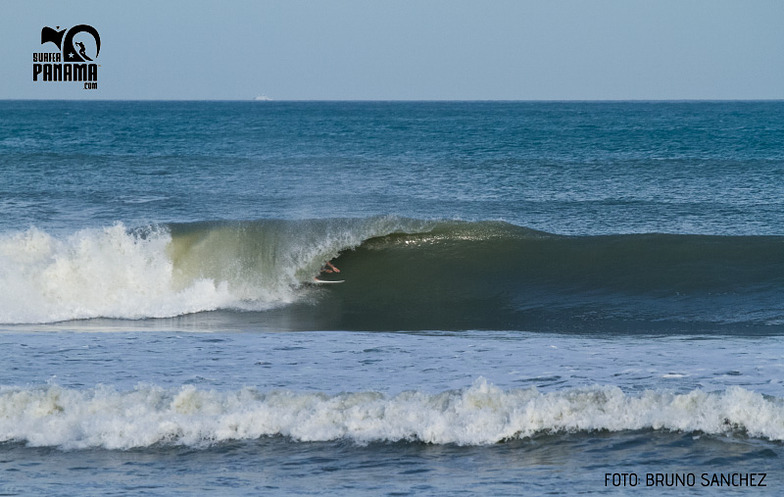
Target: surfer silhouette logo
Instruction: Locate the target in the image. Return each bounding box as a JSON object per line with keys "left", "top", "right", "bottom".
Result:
{"left": 40, "top": 24, "right": 101, "bottom": 62}
{"left": 75, "top": 41, "right": 92, "bottom": 61}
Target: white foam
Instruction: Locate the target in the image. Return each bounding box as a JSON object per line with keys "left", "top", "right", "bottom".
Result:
{"left": 0, "top": 225, "right": 253, "bottom": 324}
{"left": 1, "top": 379, "right": 781, "bottom": 450}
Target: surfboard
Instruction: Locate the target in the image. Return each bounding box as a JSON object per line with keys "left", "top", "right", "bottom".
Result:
{"left": 312, "top": 278, "right": 345, "bottom": 284}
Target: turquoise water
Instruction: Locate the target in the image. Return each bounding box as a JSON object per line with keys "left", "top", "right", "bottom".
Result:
{"left": 1, "top": 101, "right": 783, "bottom": 495}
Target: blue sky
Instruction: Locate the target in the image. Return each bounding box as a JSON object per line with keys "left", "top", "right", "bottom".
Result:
{"left": 3, "top": 0, "right": 783, "bottom": 100}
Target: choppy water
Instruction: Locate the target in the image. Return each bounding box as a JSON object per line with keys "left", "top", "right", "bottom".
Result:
{"left": 1, "top": 101, "right": 783, "bottom": 495}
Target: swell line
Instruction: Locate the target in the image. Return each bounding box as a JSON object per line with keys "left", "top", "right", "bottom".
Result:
{"left": 1, "top": 218, "right": 783, "bottom": 331}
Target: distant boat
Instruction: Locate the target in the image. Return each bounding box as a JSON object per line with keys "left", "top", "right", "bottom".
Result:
{"left": 254, "top": 95, "right": 273, "bottom": 101}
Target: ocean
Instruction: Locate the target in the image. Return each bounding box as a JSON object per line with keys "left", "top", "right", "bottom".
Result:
{"left": 0, "top": 100, "right": 782, "bottom": 495}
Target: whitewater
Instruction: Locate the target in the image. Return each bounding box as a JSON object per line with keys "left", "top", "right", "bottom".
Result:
{"left": 3, "top": 381, "right": 783, "bottom": 450}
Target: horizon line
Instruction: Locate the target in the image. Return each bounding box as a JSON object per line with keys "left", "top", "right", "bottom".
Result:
{"left": 2, "top": 98, "right": 784, "bottom": 103}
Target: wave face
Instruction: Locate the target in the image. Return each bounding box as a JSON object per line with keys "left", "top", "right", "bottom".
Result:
{"left": 328, "top": 222, "right": 784, "bottom": 331}
{"left": 1, "top": 218, "right": 783, "bottom": 331}
{"left": 1, "top": 380, "right": 781, "bottom": 449}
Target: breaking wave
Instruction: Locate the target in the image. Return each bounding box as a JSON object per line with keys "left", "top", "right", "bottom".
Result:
{"left": 1, "top": 217, "right": 783, "bottom": 331}
{"left": 0, "top": 217, "right": 428, "bottom": 324}
{"left": 1, "top": 379, "right": 781, "bottom": 450}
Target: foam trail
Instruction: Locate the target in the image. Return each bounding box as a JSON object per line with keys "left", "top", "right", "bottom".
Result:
{"left": 1, "top": 380, "right": 781, "bottom": 450}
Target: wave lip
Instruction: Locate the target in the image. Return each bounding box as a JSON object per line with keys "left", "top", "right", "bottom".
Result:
{"left": 1, "top": 380, "right": 781, "bottom": 450}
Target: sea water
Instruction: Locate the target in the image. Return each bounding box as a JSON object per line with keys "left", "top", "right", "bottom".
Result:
{"left": 1, "top": 101, "right": 783, "bottom": 495}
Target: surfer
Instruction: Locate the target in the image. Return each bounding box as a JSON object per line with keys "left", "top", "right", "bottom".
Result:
{"left": 320, "top": 261, "right": 340, "bottom": 274}
{"left": 313, "top": 260, "right": 342, "bottom": 284}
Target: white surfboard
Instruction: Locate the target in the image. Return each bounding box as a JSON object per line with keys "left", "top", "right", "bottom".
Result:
{"left": 312, "top": 278, "right": 345, "bottom": 284}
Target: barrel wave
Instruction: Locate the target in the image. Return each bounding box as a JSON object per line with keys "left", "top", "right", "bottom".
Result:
{"left": 1, "top": 217, "right": 783, "bottom": 332}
